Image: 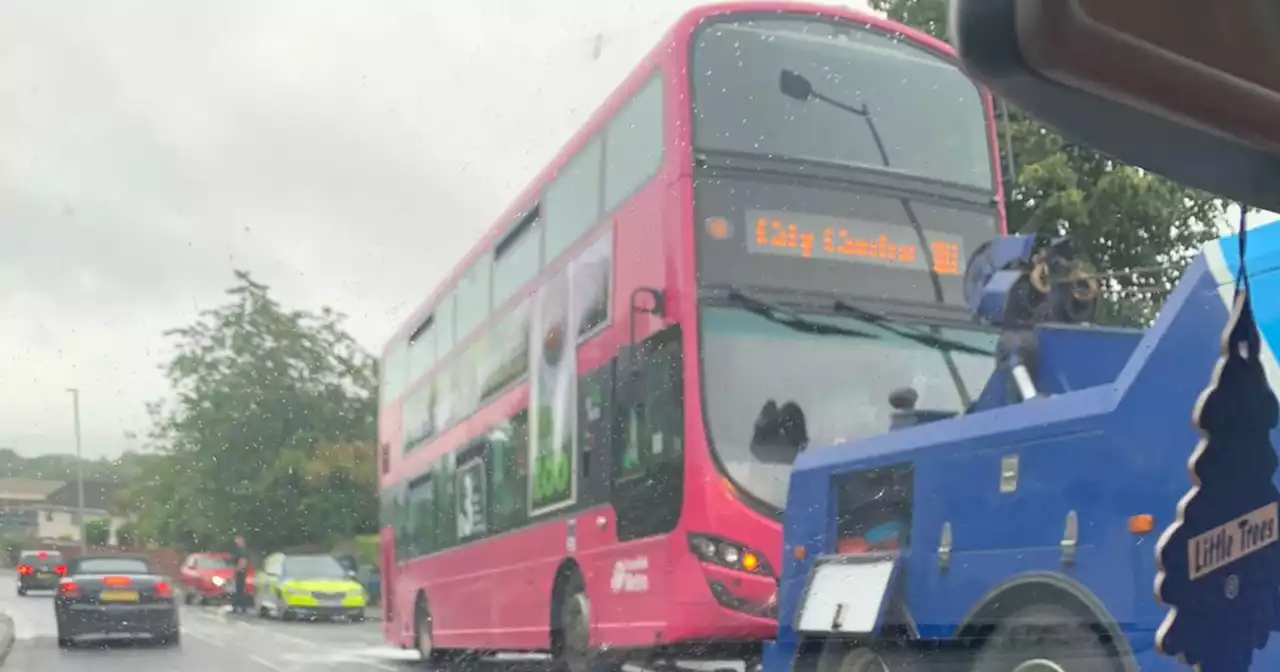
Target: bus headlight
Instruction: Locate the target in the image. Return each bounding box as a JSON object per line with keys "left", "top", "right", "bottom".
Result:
{"left": 688, "top": 533, "right": 773, "bottom": 576}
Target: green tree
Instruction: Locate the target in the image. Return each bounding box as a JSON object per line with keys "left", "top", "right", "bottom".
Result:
{"left": 115, "top": 521, "right": 137, "bottom": 549}
{"left": 84, "top": 519, "right": 110, "bottom": 547}
{"left": 124, "top": 271, "right": 377, "bottom": 551}
{"left": 870, "top": 0, "right": 1228, "bottom": 325}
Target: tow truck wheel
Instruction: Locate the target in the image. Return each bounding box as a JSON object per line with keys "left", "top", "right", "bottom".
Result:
{"left": 822, "top": 647, "right": 889, "bottom": 672}
{"left": 971, "top": 603, "right": 1118, "bottom": 672}
{"left": 817, "top": 645, "right": 919, "bottom": 672}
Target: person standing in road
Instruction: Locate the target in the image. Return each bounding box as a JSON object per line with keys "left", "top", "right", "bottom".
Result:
{"left": 229, "top": 534, "right": 250, "bottom": 615}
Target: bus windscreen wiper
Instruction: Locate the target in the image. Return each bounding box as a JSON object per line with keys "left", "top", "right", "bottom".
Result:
{"left": 725, "top": 290, "right": 875, "bottom": 340}
{"left": 832, "top": 299, "right": 996, "bottom": 357}
{"left": 833, "top": 299, "right": 984, "bottom": 408}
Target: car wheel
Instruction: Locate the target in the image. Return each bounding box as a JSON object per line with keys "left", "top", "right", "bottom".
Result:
{"left": 183, "top": 591, "right": 194, "bottom": 605}
{"left": 159, "top": 630, "right": 181, "bottom": 647}
{"left": 350, "top": 610, "right": 366, "bottom": 623}
{"left": 17, "top": 585, "right": 26, "bottom": 597}
{"left": 56, "top": 631, "right": 73, "bottom": 649}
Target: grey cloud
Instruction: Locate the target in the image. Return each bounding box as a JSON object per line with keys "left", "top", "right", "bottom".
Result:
{"left": 1, "top": 0, "right": 875, "bottom": 458}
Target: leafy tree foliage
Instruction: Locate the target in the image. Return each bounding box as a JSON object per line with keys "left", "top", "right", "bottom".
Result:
{"left": 124, "top": 271, "right": 378, "bottom": 552}
{"left": 0, "top": 447, "right": 152, "bottom": 484}
{"left": 84, "top": 519, "right": 111, "bottom": 547}
{"left": 870, "top": 0, "right": 1228, "bottom": 325}
{"left": 115, "top": 521, "right": 137, "bottom": 549}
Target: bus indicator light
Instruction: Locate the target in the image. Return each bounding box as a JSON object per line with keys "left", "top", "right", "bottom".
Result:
{"left": 707, "top": 216, "right": 732, "bottom": 240}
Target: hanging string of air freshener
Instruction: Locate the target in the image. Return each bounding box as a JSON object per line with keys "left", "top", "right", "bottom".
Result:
{"left": 1236, "top": 203, "right": 1250, "bottom": 297}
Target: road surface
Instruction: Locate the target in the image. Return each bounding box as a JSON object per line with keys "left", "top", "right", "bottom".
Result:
{"left": 0, "top": 572, "right": 736, "bottom": 672}
{"left": 0, "top": 576, "right": 421, "bottom": 672}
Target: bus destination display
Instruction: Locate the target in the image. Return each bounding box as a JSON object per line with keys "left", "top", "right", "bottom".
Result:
{"left": 745, "top": 209, "right": 966, "bottom": 276}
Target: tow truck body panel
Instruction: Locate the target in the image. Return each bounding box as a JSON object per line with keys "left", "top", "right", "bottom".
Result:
{"left": 767, "top": 221, "right": 1280, "bottom": 671}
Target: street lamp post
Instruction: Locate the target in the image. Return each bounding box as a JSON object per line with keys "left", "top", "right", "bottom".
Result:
{"left": 67, "top": 388, "right": 86, "bottom": 553}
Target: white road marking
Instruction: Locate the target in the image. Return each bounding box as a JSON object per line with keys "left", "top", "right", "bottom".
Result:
{"left": 249, "top": 653, "right": 296, "bottom": 672}
{"left": 183, "top": 627, "right": 229, "bottom": 649}
{"left": 183, "top": 604, "right": 399, "bottom": 670}
{"left": 278, "top": 649, "right": 403, "bottom": 671}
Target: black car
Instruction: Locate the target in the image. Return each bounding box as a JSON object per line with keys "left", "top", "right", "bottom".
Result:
{"left": 54, "top": 555, "right": 180, "bottom": 648}
{"left": 16, "top": 549, "right": 65, "bottom": 595}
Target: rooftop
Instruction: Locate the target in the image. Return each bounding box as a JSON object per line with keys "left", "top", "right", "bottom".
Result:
{"left": 0, "top": 478, "right": 65, "bottom": 501}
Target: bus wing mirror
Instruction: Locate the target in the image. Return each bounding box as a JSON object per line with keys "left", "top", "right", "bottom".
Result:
{"left": 630, "top": 287, "right": 665, "bottom": 319}
{"left": 628, "top": 287, "right": 666, "bottom": 346}
{"left": 950, "top": 0, "right": 1280, "bottom": 211}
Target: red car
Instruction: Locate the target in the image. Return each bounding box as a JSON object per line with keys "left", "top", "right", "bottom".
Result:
{"left": 178, "top": 552, "right": 254, "bottom": 604}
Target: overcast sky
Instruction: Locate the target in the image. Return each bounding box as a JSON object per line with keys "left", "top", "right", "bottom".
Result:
{"left": 0, "top": 0, "right": 877, "bottom": 460}
{"left": 0, "top": 0, "right": 1266, "bottom": 460}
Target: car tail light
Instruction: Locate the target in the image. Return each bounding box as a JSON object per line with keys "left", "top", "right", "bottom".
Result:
{"left": 16, "top": 564, "right": 31, "bottom": 575}
{"left": 59, "top": 581, "right": 80, "bottom": 598}
{"left": 103, "top": 576, "right": 132, "bottom": 587}
{"left": 37, "top": 552, "right": 47, "bottom": 559}
{"left": 54, "top": 565, "right": 67, "bottom": 576}
{"left": 154, "top": 581, "right": 173, "bottom": 598}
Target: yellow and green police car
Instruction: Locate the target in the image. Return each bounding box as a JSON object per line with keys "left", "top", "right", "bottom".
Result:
{"left": 254, "top": 552, "right": 367, "bottom": 621}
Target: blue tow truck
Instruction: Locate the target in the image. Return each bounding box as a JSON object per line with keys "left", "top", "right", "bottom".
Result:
{"left": 762, "top": 221, "right": 1280, "bottom": 672}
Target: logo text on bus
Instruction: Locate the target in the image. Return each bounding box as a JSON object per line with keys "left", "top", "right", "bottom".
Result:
{"left": 610, "top": 556, "right": 650, "bottom": 594}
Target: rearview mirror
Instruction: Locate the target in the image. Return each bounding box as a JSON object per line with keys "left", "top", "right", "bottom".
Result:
{"left": 779, "top": 69, "right": 813, "bottom": 102}
{"left": 951, "top": 0, "right": 1280, "bottom": 210}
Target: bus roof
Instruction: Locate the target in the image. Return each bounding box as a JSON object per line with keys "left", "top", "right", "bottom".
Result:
{"left": 382, "top": 1, "right": 965, "bottom": 354}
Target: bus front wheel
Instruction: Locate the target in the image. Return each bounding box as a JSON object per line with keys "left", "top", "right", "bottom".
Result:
{"left": 415, "top": 598, "right": 448, "bottom": 667}
{"left": 554, "top": 574, "right": 615, "bottom": 672}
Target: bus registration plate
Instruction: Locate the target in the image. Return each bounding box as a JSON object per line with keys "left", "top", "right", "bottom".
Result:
{"left": 796, "top": 556, "right": 897, "bottom": 635}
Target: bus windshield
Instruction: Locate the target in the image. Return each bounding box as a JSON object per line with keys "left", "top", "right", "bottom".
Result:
{"left": 699, "top": 306, "right": 998, "bottom": 511}
{"left": 692, "top": 15, "right": 994, "bottom": 191}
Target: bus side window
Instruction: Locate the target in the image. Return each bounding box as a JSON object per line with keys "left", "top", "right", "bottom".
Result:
{"left": 612, "top": 325, "right": 684, "bottom": 541}
{"left": 407, "top": 471, "right": 434, "bottom": 558}
{"left": 435, "top": 454, "right": 457, "bottom": 552}
{"left": 578, "top": 363, "right": 613, "bottom": 506}
{"left": 456, "top": 440, "right": 489, "bottom": 541}
{"left": 488, "top": 410, "right": 530, "bottom": 534}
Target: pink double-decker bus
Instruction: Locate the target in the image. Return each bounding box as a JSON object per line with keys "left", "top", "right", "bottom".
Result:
{"left": 377, "top": 2, "right": 1006, "bottom": 670}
